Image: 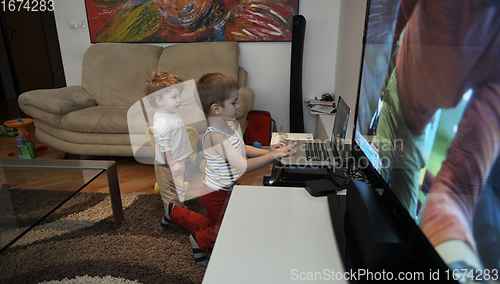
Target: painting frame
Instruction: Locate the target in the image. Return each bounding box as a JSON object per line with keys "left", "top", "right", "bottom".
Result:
{"left": 85, "top": 0, "right": 300, "bottom": 43}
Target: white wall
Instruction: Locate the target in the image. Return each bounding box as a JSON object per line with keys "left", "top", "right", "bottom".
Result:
{"left": 240, "top": 1, "right": 341, "bottom": 133}
{"left": 53, "top": 0, "right": 91, "bottom": 86}
{"left": 52, "top": 0, "right": 347, "bottom": 133}
{"left": 297, "top": 1, "right": 340, "bottom": 133}
{"left": 334, "top": 0, "right": 367, "bottom": 142}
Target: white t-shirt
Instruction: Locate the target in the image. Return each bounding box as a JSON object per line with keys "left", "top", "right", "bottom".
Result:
{"left": 153, "top": 112, "right": 193, "bottom": 164}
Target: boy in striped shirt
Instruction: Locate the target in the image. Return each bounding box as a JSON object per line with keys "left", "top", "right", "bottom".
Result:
{"left": 161, "top": 73, "right": 296, "bottom": 266}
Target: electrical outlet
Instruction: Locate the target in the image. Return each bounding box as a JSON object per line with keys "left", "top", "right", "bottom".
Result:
{"left": 68, "top": 19, "right": 77, "bottom": 29}
{"left": 76, "top": 19, "right": 86, "bottom": 28}
{"left": 68, "top": 19, "right": 86, "bottom": 29}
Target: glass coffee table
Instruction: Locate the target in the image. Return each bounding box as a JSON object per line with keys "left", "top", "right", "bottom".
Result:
{"left": 0, "top": 159, "right": 123, "bottom": 253}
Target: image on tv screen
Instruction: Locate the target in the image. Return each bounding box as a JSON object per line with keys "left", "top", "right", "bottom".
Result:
{"left": 354, "top": 0, "right": 500, "bottom": 278}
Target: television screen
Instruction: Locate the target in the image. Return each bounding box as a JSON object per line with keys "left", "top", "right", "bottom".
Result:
{"left": 353, "top": 0, "right": 500, "bottom": 280}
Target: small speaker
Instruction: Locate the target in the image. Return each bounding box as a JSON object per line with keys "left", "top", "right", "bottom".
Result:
{"left": 289, "top": 15, "right": 306, "bottom": 133}
{"left": 346, "top": 179, "right": 409, "bottom": 271}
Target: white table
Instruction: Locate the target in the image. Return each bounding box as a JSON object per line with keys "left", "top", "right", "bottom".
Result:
{"left": 270, "top": 132, "right": 313, "bottom": 145}
{"left": 203, "top": 185, "right": 347, "bottom": 284}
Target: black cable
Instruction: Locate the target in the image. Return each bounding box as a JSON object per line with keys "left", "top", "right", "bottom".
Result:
{"left": 328, "top": 167, "right": 349, "bottom": 189}
{"left": 330, "top": 174, "right": 347, "bottom": 188}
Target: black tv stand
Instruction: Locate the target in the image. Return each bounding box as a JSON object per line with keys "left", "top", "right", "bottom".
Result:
{"left": 345, "top": 180, "right": 409, "bottom": 271}
{"left": 263, "top": 160, "right": 332, "bottom": 187}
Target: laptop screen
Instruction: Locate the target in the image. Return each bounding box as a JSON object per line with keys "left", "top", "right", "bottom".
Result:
{"left": 330, "top": 96, "right": 351, "bottom": 158}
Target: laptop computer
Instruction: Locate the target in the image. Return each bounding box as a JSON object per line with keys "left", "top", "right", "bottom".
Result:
{"left": 280, "top": 96, "right": 351, "bottom": 167}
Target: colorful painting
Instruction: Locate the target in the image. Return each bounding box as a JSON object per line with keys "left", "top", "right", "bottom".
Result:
{"left": 85, "top": 0, "right": 299, "bottom": 43}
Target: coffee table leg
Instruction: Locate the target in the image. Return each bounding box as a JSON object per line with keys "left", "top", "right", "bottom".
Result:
{"left": 106, "top": 162, "right": 124, "bottom": 228}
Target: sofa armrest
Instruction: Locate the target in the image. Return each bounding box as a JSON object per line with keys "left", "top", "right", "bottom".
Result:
{"left": 18, "top": 86, "right": 96, "bottom": 115}
{"left": 238, "top": 66, "right": 248, "bottom": 87}
{"left": 236, "top": 87, "right": 255, "bottom": 134}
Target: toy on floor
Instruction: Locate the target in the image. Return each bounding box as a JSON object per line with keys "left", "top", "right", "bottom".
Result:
{"left": 7, "top": 145, "right": 46, "bottom": 158}
{"left": 146, "top": 126, "right": 206, "bottom": 196}
{"left": 4, "top": 118, "right": 34, "bottom": 137}
{"left": 0, "top": 125, "right": 19, "bottom": 137}
{"left": 15, "top": 132, "right": 36, "bottom": 159}
{"left": 153, "top": 180, "right": 191, "bottom": 195}
{"left": 184, "top": 126, "right": 207, "bottom": 174}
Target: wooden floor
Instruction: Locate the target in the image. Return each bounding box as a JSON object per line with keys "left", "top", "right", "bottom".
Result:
{"left": 0, "top": 99, "right": 269, "bottom": 195}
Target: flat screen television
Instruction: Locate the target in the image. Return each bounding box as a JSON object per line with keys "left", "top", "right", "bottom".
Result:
{"left": 350, "top": 0, "right": 500, "bottom": 282}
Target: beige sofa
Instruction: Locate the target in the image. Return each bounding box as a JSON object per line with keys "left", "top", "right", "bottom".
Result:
{"left": 18, "top": 42, "right": 255, "bottom": 157}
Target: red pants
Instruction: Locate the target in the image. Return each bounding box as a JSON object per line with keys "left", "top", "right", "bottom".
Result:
{"left": 170, "top": 184, "right": 230, "bottom": 251}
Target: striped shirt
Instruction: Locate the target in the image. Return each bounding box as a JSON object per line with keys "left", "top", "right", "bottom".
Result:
{"left": 202, "top": 123, "right": 244, "bottom": 191}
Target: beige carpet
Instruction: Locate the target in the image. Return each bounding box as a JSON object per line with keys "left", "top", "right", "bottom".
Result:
{"left": 0, "top": 189, "right": 207, "bottom": 284}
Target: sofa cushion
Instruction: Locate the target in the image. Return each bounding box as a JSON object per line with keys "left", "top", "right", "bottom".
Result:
{"left": 82, "top": 43, "right": 164, "bottom": 106}
{"left": 158, "top": 42, "right": 239, "bottom": 81}
{"left": 35, "top": 128, "right": 135, "bottom": 157}
{"left": 60, "top": 106, "right": 130, "bottom": 134}
{"left": 35, "top": 120, "right": 132, "bottom": 145}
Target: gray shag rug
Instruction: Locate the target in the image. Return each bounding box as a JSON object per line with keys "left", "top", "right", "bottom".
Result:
{"left": 0, "top": 189, "right": 207, "bottom": 284}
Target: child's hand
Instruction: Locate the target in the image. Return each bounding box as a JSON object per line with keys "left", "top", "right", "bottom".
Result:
{"left": 272, "top": 142, "right": 297, "bottom": 159}
{"left": 271, "top": 140, "right": 287, "bottom": 151}
{"left": 171, "top": 163, "right": 183, "bottom": 176}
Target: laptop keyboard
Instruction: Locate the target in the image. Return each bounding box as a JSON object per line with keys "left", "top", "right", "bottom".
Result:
{"left": 306, "top": 142, "right": 331, "bottom": 162}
